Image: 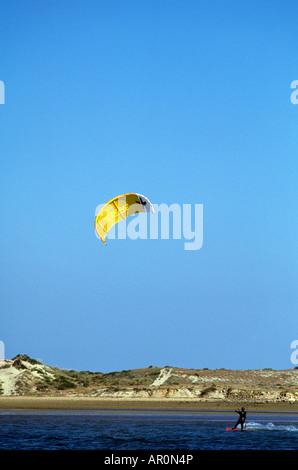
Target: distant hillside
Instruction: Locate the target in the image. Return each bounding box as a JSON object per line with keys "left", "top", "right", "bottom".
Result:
{"left": 0, "top": 355, "right": 297, "bottom": 406}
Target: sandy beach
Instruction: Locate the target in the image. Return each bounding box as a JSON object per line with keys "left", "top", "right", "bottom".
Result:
{"left": 0, "top": 396, "right": 297, "bottom": 413}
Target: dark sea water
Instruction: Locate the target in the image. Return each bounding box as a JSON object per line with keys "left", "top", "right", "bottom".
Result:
{"left": 0, "top": 409, "right": 297, "bottom": 451}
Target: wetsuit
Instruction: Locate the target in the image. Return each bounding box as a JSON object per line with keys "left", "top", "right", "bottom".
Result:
{"left": 233, "top": 409, "right": 246, "bottom": 430}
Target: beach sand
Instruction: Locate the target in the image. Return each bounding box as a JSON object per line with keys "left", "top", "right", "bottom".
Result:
{"left": 0, "top": 396, "right": 297, "bottom": 412}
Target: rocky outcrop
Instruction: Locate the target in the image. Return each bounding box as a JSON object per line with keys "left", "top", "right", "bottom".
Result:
{"left": 0, "top": 356, "right": 297, "bottom": 405}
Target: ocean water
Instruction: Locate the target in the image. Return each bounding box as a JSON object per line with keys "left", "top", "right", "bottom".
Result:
{"left": 0, "top": 409, "right": 297, "bottom": 451}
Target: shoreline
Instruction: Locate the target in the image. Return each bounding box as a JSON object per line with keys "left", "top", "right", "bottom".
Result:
{"left": 0, "top": 396, "right": 297, "bottom": 413}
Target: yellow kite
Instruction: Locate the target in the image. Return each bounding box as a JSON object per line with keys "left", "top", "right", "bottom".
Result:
{"left": 95, "top": 193, "right": 154, "bottom": 245}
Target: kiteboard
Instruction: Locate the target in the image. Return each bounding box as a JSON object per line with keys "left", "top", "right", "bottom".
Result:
{"left": 226, "top": 427, "right": 246, "bottom": 431}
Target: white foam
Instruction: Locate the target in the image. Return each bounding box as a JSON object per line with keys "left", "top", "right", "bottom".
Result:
{"left": 246, "top": 421, "right": 298, "bottom": 432}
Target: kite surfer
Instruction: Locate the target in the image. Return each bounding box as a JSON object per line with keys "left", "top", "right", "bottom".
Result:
{"left": 232, "top": 407, "right": 247, "bottom": 430}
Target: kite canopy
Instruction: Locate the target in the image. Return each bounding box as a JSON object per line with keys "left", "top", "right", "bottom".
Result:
{"left": 95, "top": 193, "right": 154, "bottom": 245}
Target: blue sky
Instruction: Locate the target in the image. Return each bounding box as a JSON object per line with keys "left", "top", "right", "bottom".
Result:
{"left": 1, "top": 0, "right": 297, "bottom": 372}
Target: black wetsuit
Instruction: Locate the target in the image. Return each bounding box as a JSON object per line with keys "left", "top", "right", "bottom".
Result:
{"left": 233, "top": 410, "right": 246, "bottom": 430}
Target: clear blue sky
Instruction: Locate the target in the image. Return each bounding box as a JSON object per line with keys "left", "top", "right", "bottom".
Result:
{"left": 1, "top": 0, "right": 297, "bottom": 372}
